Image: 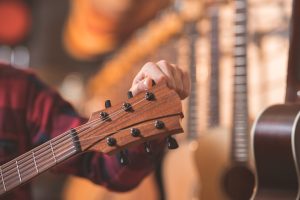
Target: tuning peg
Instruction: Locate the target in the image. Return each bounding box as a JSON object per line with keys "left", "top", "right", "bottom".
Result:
{"left": 152, "top": 80, "right": 156, "bottom": 86}
{"left": 127, "top": 91, "right": 133, "bottom": 99}
{"left": 99, "top": 112, "right": 108, "bottom": 119}
{"left": 118, "top": 150, "right": 129, "bottom": 166}
{"left": 106, "top": 137, "right": 117, "bottom": 146}
{"left": 155, "top": 120, "right": 164, "bottom": 129}
{"left": 145, "top": 92, "right": 155, "bottom": 101}
{"left": 131, "top": 128, "right": 140, "bottom": 137}
{"left": 166, "top": 136, "right": 179, "bottom": 150}
{"left": 122, "top": 102, "right": 132, "bottom": 111}
{"left": 144, "top": 142, "right": 152, "bottom": 154}
{"left": 105, "top": 100, "right": 111, "bottom": 108}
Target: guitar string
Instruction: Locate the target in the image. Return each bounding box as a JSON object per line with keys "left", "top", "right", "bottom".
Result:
{"left": 0, "top": 96, "right": 149, "bottom": 188}
{"left": 2, "top": 90, "right": 175, "bottom": 191}
{"left": 0, "top": 90, "right": 173, "bottom": 190}
{"left": 1, "top": 96, "right": 146, "bottom": 170}
{"left": 1, "top": 120, "right": 162, "bottom": 188}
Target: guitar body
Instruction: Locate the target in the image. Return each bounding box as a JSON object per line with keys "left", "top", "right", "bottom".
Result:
{"left": 222, "top": 164, "right": 255, "bottom": 200}
{"left": 162, "top": 140, "right": 200, "bottom": 200}
{"left": 63, "top": 173, "right": 159, "bottom": 200}
{"left": 196, "top": 127, "right": 255, "bottom": 200}
{"left": 195, "top": 127, "right": 230, "bottom": 200}
{"left": 251, "top": 104, "right": 300, "bottom": 200}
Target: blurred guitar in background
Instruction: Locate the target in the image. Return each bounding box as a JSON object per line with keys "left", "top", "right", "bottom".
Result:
{"left": 63, "top": 2, "right": 189, "bottom": 200}
{"left": 195, "top": 0, "right": 255, "bottom": 199}
{"left": 63, "top": 0, "right": 171, "bottom": 60}
{"left": 251, "top": 0, "right": 300, "bottom": 199}
{"left": 162, "top": 10, "right": 202, "bottom": 200}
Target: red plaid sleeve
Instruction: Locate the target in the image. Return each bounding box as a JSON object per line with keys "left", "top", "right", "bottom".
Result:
{"left": 0, "top": 63, "right": 164, "bottom": 192}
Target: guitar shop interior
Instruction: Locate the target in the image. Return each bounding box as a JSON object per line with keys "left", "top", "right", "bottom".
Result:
{"left": 0, "top": 0, "right": 298, "bottom": 199}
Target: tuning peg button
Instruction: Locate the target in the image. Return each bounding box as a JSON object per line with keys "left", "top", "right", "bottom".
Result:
{"left": 105, "top": 100, "right": 111, "bottom": 108}
{"left": 167, "top": 136, "right": 179, "bottom": 150}
{"left": 100, "top": 112, "right": 108, "bottom": 119}
{"left": 155, "top": 120, "right": 164, "bottom": 129}
{"left": 131, "top": 128, "right": 140, "bottom": 137}
{"left": 127, "top": 91, "right": 133, "bottom": 99}
{"left": 122, "top": 102, "right": 132, "bottom": 111}
{"left": 118, "top": 150, "right": 129, "bottom": 166}
{"left": 144, "top": 142, "right": 152, "bottom": 154}
{"left": 145, "top": 92, "right": 155, "bottom": 101}
{"left": 152, "top": 80, "right": 156, "bottom": 86}
{"left": 107, "top": 137, "right": 117, "bottom": 146}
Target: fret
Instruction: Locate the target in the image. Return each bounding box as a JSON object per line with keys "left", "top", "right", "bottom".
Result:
{"left": 0, "top": 166, "right": 6, "bottom": 191}
{"left": 32, "top": 151, "right": 39, "bottom": 174}
{"left": 236, "top": 1, "right": 246, "bottom": 9}
{"left": 235, "top": 25, "right": 246, "bottom": 34}
{"left": 15, "top": 160, "right": 22, "bottom": 183}
{"left": 235, "top": 58, "right": 246, "bottom": 67}
{"left": 234, "top": 86, "right": 247, "bottom": 93}
{"left": 49, "top": 140, "right": 57, "bottom": 164}
{"left": 235, "top": 15, "right": 246, "bottom": 22}
{"left": 235, "top": 47, "right": 246, "bottom": 56}
{"left": 235, "top": 36, "right": 246, "bottom": 45}
{"left": 234, "top": 77, "right": 247, "bottom": 84}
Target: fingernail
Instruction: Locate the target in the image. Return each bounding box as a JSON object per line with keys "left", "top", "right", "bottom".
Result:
{"left": 143, "top": 78, "right": 151, "bottom": 89}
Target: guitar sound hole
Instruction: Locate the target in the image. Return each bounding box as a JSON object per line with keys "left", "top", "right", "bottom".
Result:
{"left": 223, "top": 165, "right": 255, "bottom": 200}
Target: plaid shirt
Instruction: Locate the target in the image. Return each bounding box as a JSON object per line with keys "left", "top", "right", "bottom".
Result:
{"left": 0, "top": 63, "right": 163, "bottom": 200}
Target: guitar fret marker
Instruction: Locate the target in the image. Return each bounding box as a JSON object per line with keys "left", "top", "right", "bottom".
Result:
{"left": 16, "top": 160, "right": 22, "bottom": 183}
{"left": 49, "top": 141, "right": 57, "bottom": 164}
{"left": 32, "top": 151, "right": 39, "bottom": 173}
{"left": 0, "top": 166, "right": 6, "bottom": 191}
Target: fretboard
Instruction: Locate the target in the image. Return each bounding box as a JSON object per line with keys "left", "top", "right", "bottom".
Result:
{"left": 186, "top": 22, "right": 199, "bottom": 140}
{"left": 231, "top": 0, "right": 249, "bottom": 163}
{"left": 208, "top": 6, "right": 220, "bottom": 128}
{"left": 0, "top": 129, "right": 81, "bottom": 195}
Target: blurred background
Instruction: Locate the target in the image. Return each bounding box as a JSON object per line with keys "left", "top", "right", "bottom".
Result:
{"left": 0, "top": 0, "right": 292, "bottom": 199}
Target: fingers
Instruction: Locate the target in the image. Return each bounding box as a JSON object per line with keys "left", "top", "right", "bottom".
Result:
{"left": 181, "top": 70, "right": 191, "bottom": 99}
{"left": 130, "top": 60, "right": 190, "bottom": 99}
{"left": 132, "top": 62, "right": 166, "bottom": 86}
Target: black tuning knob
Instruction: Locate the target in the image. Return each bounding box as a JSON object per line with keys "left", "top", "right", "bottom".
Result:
{"left": 145, "top": 92, "right": 155, "bottom": 101}
{"left": 131, "top": 128, "right": 140, "bottom": 137}
{"left": 105, "top": 100, "right": 111, "bottom": 108}
{"left": 155, "top": 120, "right": 164, "bottom": 129}
{"left": 100, "top": 112, "right": 108, "bottom": 119}
{"left": 106, "top": 137, "right": 117, "bottom": 146}
{"left": 118, "top": 150, "right": 129, "bottom": 166}
{"left": 144, "top": 142, "right": 152, "bottom": 154}
{"left": 122, "top": 102, "right": 132, "bottom": 111}
{"left": 127, "top": 91, "right": 133, "bottom": 99}
{"left": 152, "top": 80, "right": 156, "bottom": 86}
{"left": 167, "top": 136, "right": 179, "bottom": 149}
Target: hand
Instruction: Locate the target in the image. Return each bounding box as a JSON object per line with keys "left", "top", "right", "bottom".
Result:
{"left": 130, "top": 60, "right": 190, "bottom": 100}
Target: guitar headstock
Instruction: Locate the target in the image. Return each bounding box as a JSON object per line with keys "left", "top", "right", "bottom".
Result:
{"left": 77, "top": 83, "right": 184, "bottom": 154}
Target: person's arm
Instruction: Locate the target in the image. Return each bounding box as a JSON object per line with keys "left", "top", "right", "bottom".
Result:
{"left": 26, "top": 60, "right": 190, "bottom": 191}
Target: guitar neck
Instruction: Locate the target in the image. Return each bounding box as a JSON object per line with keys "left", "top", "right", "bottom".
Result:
{"left": 187, "top": 22, "right": 199, "bottom": 140}
{"left": 285, "top": 0, "right": 300, "bottom": 103}
{"left": 0, "top": 128, "right": 81, "bottom": 194}
{"left": 231, "top": 0, "right": 249, "bottom": 164}
{"left": 208, "top": 6, "right": 220, "bottom": 128}
{"left": 0, "top": 83, "right": 184, "bottom": 196}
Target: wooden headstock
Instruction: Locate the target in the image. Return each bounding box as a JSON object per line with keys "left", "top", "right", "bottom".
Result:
{"left": 77, "top": 83, "right": 184, "bottom": 154}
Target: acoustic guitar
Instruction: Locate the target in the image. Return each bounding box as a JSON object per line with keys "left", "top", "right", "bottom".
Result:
{"left": 162, "top": 21, "right": 200, "bottom": 200}
{"left": 0, "top": 83, "right": 183, "bottom": 197}
{"left": 251, "top": 0, "right": 300, "bottom": 199}
{"left": 196, "top": 0, "right": 254, "bottom": 199}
